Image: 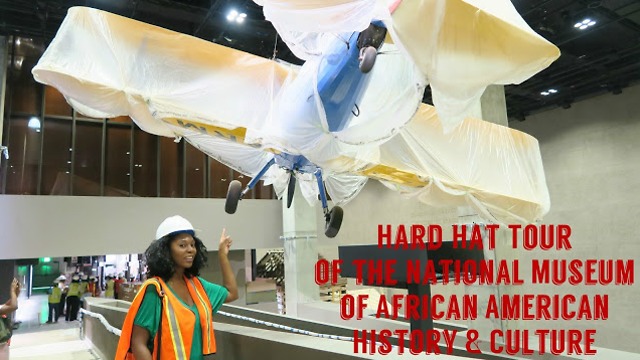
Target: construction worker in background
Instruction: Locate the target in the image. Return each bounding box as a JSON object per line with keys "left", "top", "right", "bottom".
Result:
{"left": 79, "top": 275, "right": 89, "bottom": 308}
{"left": 87, "top": 276, "right": 100, "bottom": 297}
{"left": 56, "top": 275, "right": 68, "bottom": 318}
{"left": 46, "top": 279, "right": 62, "bottom": 323}
{"left": 79, "top": 275, "right": 88, "bottom": 296}
{"left": 105, "top": 276, "right": 115, "bottom": 298}
{"left": 65, "top": 275, "right": 81, "bottom": 321}
{"left": 114, "top": 274, "right": 125, "bottom": 299}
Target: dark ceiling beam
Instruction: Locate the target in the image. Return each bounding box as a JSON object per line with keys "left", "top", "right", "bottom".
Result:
{"left": 131, "top": 0, "right": 140, "bottom": 19}
{"left": 194, "top": 0, "right": 226, "bottom": 37}
{"left": 520, "top": 0, "right": 556, "bottom": 17}
{"left": 590, "top": 3, "right": 640, "bottom": 33}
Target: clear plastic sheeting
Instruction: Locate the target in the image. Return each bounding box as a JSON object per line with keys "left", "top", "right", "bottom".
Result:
{"left": 364, "top": 105, "right": 550, "bottom": 224}
{"left": 253, "top": 0, "right": 560, "bottom": 132}
{"left": 32, "top": 7, "right": 551, "bottom": 224}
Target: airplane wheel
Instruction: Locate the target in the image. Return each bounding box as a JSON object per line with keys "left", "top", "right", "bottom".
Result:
{"left": 324, "top": 206, "right": 343, "bottom": 238}
{"left": 359, "top": 46, "right": 377, "bottom": 74}
{"left": 225, "top": 180, "right": 243, "bottom": 214}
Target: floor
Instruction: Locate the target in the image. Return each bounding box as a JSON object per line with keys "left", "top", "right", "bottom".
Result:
{"left": 7, "top": 294, "right": 101, "bottom": 359}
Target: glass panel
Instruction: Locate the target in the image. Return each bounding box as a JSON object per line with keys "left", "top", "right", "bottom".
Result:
{"left": 133, "top": 126, "right": 158, "bottom": 197}
{"left": 159, "top": 137, "right": 182, "bottom": 197}
{"left": 105, "top": 124, "right": 131, "bottom": 196}
{"left": 44, "top": 86, "right": 72, "bottom": 117}
{"left": 41, "top": 119, "right": 72, "bottom": 195}
{"left": 3, "top": 117, "right": 41, "bottom": 195}
{"left": 9, "top": 37, "right": 44, "bottom": 114}
{"left": 185, "top": 142, "right": 205, "bottom": 198}
{"left": 74, "top": 121, "right": 103, "bottom": 196}
{"left": 209, "top": 158, "right": 230, "bottom": 199}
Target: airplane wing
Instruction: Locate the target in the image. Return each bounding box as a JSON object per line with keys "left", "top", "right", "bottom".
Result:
{"left": 254, "top": 0, "right": 561, "bottom": 132}
{"left": 32, "top": 7, "right": 549, "bottom": 224}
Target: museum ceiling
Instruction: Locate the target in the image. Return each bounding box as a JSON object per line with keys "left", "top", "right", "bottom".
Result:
{"left": 1, "top": 0, "right": 639, "bottom": 122}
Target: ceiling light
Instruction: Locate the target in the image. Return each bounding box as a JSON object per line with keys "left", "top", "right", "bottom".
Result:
{"left": 28, "top": 117, "right": 41, "bottom": 130}
{"left": 15, "top": 57, "right": 24, "bottom": 70}
{"left": 226, "top": 9, "right": 247, "bottom": 23}
{"left": 226, "top": 10, "right": 238, "bottom": 21}
{"left": 540, "top": 88, "right": 559, "bottom": 96}
{"left": 574, "top": 18, "right": 596, "bottom": 30}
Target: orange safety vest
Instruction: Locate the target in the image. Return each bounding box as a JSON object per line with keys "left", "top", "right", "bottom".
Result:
{"left": 115, "top": 276, "right": 216, "bottom": 359}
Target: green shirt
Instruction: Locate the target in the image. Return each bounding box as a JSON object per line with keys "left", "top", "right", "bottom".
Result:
{"left": 133, "top": 277, "right": 228, "bottom": 360}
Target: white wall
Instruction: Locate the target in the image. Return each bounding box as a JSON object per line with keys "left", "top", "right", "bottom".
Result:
{"left": 0, "top": 195, "right": 284, "bottom": 259}
{"left": 509, "top": 85, "right": 640, "bottom": 353}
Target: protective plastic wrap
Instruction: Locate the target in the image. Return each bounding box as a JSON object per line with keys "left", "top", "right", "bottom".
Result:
{"left": 33, "top": 7, "right": 551, "bottom": 224}
{"left": 255, "top": 0, "right": 560, "bottom": 132}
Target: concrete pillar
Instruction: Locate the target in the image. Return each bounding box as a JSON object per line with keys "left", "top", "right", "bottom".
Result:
{"left": 462, "top": 85, "right": 519, "bottom": 339}
{"left": 282, "top": 181, "right": 320, "bottom": 317}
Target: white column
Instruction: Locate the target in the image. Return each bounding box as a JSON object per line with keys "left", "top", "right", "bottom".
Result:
{"left": 463, "top": 85, "right": 517, "bottom": 339}
{"left": 282, "top": 181, "right": 320, "bottom": 316}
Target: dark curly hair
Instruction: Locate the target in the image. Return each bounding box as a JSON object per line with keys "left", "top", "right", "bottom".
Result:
{"left": 144, "top": 233, "right": 208, "bottom": 281}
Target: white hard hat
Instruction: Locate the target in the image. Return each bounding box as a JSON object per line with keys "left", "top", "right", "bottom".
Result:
{"left": 156, "top": 215, "right": 195, "bottom": 240}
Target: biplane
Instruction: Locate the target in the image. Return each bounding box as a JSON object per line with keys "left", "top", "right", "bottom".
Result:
{"left": 32, "top": 1, "right": 560, "bottom": 237}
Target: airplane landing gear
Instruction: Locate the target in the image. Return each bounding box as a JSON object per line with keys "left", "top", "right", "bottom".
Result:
{"left": 359, "top": 46, "right": 377, "bottom": 73}
{"left": 224, "top": 155, "right": 344, "bottom": 238}
{"left": 324, "top": 206, "right": 343, "bottom": 238}
{"left": 225, "top": 158, "right": 276, "bottom": 214}
{"left": 356, "top": 21, "right": 387, "bottom": 74}
{"left": 314, "top": 168, "right": 343, "bottom": 238}
{"left": 225, "top": 180, "right": 243, "bottom": 214}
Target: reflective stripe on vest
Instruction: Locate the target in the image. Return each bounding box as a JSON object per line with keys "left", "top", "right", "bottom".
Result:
{"left": 187, "top": 278, "right": 215, "bottom": 354}
{"left": 162, "top": 292, "right": 187, "bottom": 360}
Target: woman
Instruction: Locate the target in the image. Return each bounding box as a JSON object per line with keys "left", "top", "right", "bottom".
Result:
{"left": 116, "top": 215, "right": 239, "bottom": 360}
{"left": 0, "top": 278, "right": 20, "bottom": 360}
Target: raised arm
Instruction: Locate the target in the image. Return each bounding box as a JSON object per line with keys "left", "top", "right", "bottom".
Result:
{"left": 219, "top": 229, "right": 239, "bottom": 303}
{"left": 0, "top": 278, "right": 20, "bottom": 316}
